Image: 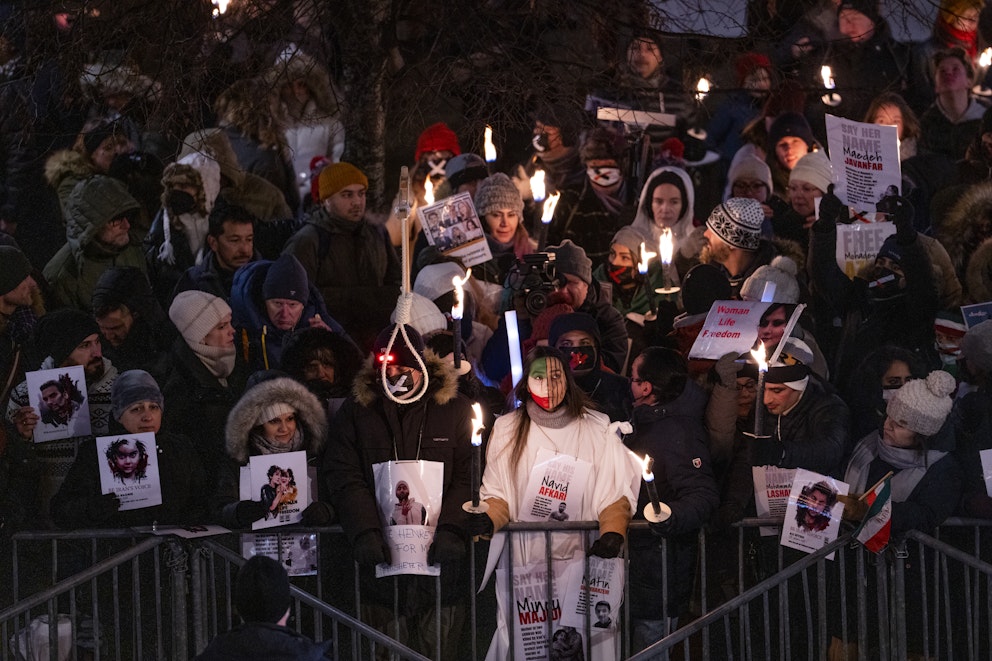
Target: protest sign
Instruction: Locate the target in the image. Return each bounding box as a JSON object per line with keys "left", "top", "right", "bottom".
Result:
{"left": 96, "top": 432, "right": 162, "bottom": 511}
{"left": 26, "top": 365, "right": 91, "bottom": 442}
{"left": 518, "top": 448, "right": 592, "bottom": 523}
{"left": 242, "top": 532, "right": 318, "bottom": 577}
{"left": 752, "top": 465, "right": 796, "bottom": 537}
{"left": 372, "top": 459, "right": 444, "bottom": 577}
{"left": 241, "top": 451, "right": 309, "bottom": 531}
{"left": 417, "top": 192, "right": 492, "bottom": 268}
{"left": 825, "top": 114, "right": 901, "bottom": 213}
{"left": 559, "top": 557, "right": 624, "bottom": 632}
{"left": 961, "top": 301, "right": 992, "bottom": 329}
{"left": 835, "top": 222, "right": 897, "bottom": 278}
{"left": 780, "top": 469, "right": 849, "bottom": 559}
{"left": 688, "top": 301, "right": 804, "bottom": 361}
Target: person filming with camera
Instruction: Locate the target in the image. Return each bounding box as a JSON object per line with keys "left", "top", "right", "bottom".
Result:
{"left": 481, "top": 239, "right": 629, "bottom": 385}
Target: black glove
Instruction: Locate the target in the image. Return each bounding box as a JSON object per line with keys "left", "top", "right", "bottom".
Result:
{"left": 427, "top": 526, "right": 466, "bottom": 566}
{"left": 352, "top": 529, "right": 391, "bottom": 566}
{"left": 465, "top": 512, "right": 494, "bottom": 537}
{"left": 300, "top": 501, "right": 335, "bottom": 526}
{"left": 86, "top": 493, "right": 121, "bottom": 522}
{"left": 234, "top": 500, "right": 268, "bottom": 527}
{"left": 587, "top": 532, "right": 624, "bottom": 559}
{"left": 884, "top": 195, "right": 916, "bottom": 244}
{"left": 815, "top": 184, "right": 845, "bottom": 229}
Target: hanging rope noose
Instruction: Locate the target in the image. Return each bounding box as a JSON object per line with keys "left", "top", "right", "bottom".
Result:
{"left": 381, "top": 166, "right": 429, "bottom": 404}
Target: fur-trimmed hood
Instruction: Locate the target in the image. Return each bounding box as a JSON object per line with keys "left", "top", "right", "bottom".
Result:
{"left": 938, "top": 181, "right": 992, "bottom": 280}
{"left": 225, "top": 376, "right": 328, "bottom": 464}
{"left": 966, "top": 237, "right": 992, "bottom": 303}
{"left": 44, "top": 149, "right": 94, "bottom": 189}
{"left": 352, "top": 348, "right": 459, "bottom": 409}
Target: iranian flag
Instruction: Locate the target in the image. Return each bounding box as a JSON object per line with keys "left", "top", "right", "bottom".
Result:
{"left": 855, "top": 476, "right": 892, "bottom": 553}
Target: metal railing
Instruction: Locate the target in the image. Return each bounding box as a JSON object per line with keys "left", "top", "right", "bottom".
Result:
{"left": 3, "top": 518, "right": 992, "bottom": 660}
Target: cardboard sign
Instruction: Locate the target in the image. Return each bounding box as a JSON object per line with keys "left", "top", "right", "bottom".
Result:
{"left": 825, "top": 114, "right": 901, "bottom": 213}
{"left": 417, "top": 192, "right": 493, "bottom": 268}
{"left": 961, "top": 301, "right": 992, "bottom": 329}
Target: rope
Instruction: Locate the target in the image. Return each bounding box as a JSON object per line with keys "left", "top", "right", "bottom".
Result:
{"left": 381, "top": 167, "right": 429, "bottom": 405}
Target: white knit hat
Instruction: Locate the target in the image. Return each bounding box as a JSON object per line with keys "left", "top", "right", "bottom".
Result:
{"left": 789, "top": 151, "right": 833, "bottom": 194}
{"left": 169, "top": 290, "right": 231, "bottom": 346}
{"left": 740, "top": 256, "right": 801, "bottom": 303}
{"left": 414, "top": 262, "right": 466, "bottom": 302}
{"left": 391, "top": 291, "right": 447, "bottom": 337}
{"left": 886, "top": 370, "right": 955, "bottom": 437}
{"left": 256, "top": 402, "right": 295, "bottom": 427}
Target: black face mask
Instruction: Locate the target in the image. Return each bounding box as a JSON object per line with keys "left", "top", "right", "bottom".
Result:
{"left": 562, "top": 346, "right": 597, "bottom": 375}
{"left": 167, "top": 190, "right": 197, "bottom": 215}
{"left": 607, "top": 265, "right": 636, "bottom": 287}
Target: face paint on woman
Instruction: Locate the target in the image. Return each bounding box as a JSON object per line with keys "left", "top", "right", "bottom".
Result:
{"left": 527, "top": 356, "right": 567, "bottom": 411}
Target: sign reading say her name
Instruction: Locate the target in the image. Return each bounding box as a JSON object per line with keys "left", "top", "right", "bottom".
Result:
{"left": 825, "top": 114, "right": 901, "bottom": 213}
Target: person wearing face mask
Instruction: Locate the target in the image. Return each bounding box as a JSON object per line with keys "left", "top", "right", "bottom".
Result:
{"left": 548, "top": 127, "right": 633, "bottom": 266}
{"left": 624, "top": 347, "right": 718, "bottom": 652}
{"left": 842, "top": 345, "right": 929, "bottom": 442}
{"left": 323, "top": 323, "right": 475, "bottom": 660}
{"left": 467, "top": 346, "right": 638, "bottom": 660}
{"left": 549, "top": 312, "right": 632, "bottom": 422}
{"left": 593, "top": 226, "right": 667, "bottom": 320}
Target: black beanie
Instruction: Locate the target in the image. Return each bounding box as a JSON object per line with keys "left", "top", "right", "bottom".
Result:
{"left": 262, "top": 254, "right": 309, "bottom": 304}
{"left": 373, "top": 324, "right": 425, "bottom": 370}
{"left": 0, "top": 246, "right": 32, "bottom": 296}
{"left": 33, "top": 309, "right": 101, "bottom": 366}
{"left": 235, "top": 555, "right": 291, "bottom": 624}
{"left": 680, "top": 264, "right": 732, "bottom": 316}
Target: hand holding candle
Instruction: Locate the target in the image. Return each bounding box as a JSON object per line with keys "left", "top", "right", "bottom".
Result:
{"left": 640, "top": 454, "right": 671, "bottom": 523}
{"left": 464, "top": 403, "right": 489, "bottom": 513}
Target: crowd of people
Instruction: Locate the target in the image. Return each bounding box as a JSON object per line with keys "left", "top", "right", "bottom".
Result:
{"left": 3, "top": 0, "right": 992, "bottom": 657}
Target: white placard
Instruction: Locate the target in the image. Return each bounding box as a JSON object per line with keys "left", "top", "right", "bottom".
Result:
{"left": 559, "top": 557, "right": 624, "bottom": 632}
{"left": 780, "top": 469, "right": 849, "bottom": 560}
{"left": 96, "top": 432, "right": 162, "bottom": 511}
{"left": 26, "top": 366, "right": 91, "bottom": 441}
{"left": 825, "top": 114, "right": 901, "bottom": 213}
{"left": 242, "top": 532, "right": 318, "bottom": 577}
{"left": 981, "top": 449, "right": 992, "bottom": 498}
{"left": 752, "top": 465, "right": 796, "bottom": 537}
{"left": 834, "top": 222, "right": 897, "bottom": 279}
{"left": 246, "top": 451, "right": 310, "bottom": 530}
{"left": 417, "top": 192, "right": 493, "bottom": 268}
{"left": 687, "top": 301, "right": 804, "bottom": 360}
{"left": 372, "top": 459, "right": 444, "bottom": 577}
{"left": 518, "top": 448, "right": 593, "bottom": 523}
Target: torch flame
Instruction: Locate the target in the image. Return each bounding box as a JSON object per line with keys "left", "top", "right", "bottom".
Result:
{"left": 982, "top": 48, "right": 992, "bottom": 69}
{"left": 638, "top": 241, "right": 657, "bottom": 275}
{"left": 820, "top": 66, "right": 835, "bottom": 90}
{"left": 471, "top": 402, "right": 485, "bottom": 446}
{"left": 659, "top": 229, "right": 674, "bottom": 265}
{"left": 640, "top": 454, "right": 655, "bottom": 481}
{"left": 695, "top": 77, "right": 710, "bottom": 102}
{"left": 212, "top": 0, "right": 230, "bottom": 15}
{"left": 484, "top": 126, "right": 497, "bottom": 163}
{"left": 423, "top": 176, "right": 434, "bottom": 205}
{"left": 451, "top": 268, "right": 472, "bottom": 320}
{"left": 751, "top": 342, "right": 768, "bottom": 373}
{"left": 541, "top": 191, "right": 560, "bottom": 224}
{"left": 530, "top": 169, "right": 547, "bottom": 203}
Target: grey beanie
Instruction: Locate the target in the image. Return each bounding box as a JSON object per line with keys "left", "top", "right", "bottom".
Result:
{"left": 169, "top": 290, "right": 231, "bottom": 346}
{"left": 610, "top": 226, "right": 646, "bottom": 264}
{"left": 961, "top": 319, "right": 992, "bottom": 375}
{"left": 789, "top": 151, "right": 833, "bottom": 193}
{"left": 111, "top": 369, "right": 164, "bottom": 420}
{"left": 740, "top": 256, "right": 801, "bottom": 303}
{"left": 550, "top": 240, "right": 593, "bottom": 284}
{"left": 886, "top": 370, "right": 955, "bottom": 437}
{"left": 473, "top": 173, "right": 524, "bottom": 217}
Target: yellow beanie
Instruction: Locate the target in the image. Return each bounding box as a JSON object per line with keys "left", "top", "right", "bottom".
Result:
{"left": 318, "top": 162, "right": 368, "bottom": 201}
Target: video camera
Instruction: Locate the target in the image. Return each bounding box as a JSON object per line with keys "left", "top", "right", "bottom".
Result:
{"left": 504, "top": 252, "right": 562, "bottom": 317}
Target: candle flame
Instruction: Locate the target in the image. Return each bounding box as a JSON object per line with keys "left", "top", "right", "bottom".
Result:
{"left": 423, "top": 176, "right": 434, "bottom": 205}
{"left": 451, "top": 268, "right": 472, "bottom": 320}
{"left": 212, "top": 0, "right": 230, "bottom": 14}
{"left": 695, "top": 77, "right": 710, "bottom": 102}
{"left": 659, "top": 229, "right": 674, "bottom": 265}
{"left": 484, "top": 125, "right": 497, "bottom": 163}
{"left": 982, "top": 48, "right": 992, "bottom": 69}
{"left": 640, "top": 454, "right": 655, "bottom": 481}
{"left": 751, "top": 342, "right": 768, "bottom": 373}
{"left": 541, "top": 191, "right": 560, "bottom": 223}
{"left": 638, "top": 241, "right": 657, "bottom": 275}
{"left": 820, "top": 66, "right": 834, "bottom": 90}
{"left": 530, "top": 169, "right": 546, "bottom": 203}
{"left": 471, "top": 402, "right": 485, "bottom": 446}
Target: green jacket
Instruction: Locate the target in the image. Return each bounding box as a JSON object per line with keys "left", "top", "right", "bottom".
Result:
{"left": 43, "top": 176, "right": 146, "bottom": 311}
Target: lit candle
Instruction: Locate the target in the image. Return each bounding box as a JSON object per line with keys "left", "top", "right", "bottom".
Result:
{"left": 450, "top": 268, "right": 472, "bottom": 370}
{"left": 471, "top": 403, "right": 485, "bottom": 507}
{"left": 541, "top": 191, "right": 560, "bottom": 224}
{"left": 655, "top": 229, "right": 680, "bottom": 295}
{"left": 484, "top": 125, "right": 497, "bottom": 163}
{"left": 975, "top": 49, "right": 992, "bottom": 95}
{"left": 750, "top": 343, "right": 768, "bottom": 437}
{"left": 694, "top": 77, "right": 710, "bottom": 104}
{"left": 637, "top": 241, "right": 656, "bottom": 276}
{"left": 212, "top": 0, "right": 230, "bottom": 16}
{"left": 423, "top": 176, "right": 434, "bottom": 205}
{"left": 641, "top": 455, "right": 662, "bottom": 518}
{"left": 530, "top": 169, "right": 546, "bottom": 203}
{"left": 820, "top": 66, "right": 841, "bottom": 106}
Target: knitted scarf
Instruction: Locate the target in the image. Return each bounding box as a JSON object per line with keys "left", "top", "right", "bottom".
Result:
{"left": 844, "top": 432, "right": 947, "bottom": 502}
{"left": 250, "top": 426, "right": 304, "bottom": 456}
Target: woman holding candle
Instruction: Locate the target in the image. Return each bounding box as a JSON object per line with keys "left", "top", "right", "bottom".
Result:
{"left": 624, "top": 347, "right": 719, "bottom": 651}
{"left": 468, "top": 346, "right": 638, "bottom": 659}
{"left": 630, "top": 165, "right": 706, "bottom": 284}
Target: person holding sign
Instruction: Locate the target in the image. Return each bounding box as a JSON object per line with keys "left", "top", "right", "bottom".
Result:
{"left": 624, "top": 347, "right": 719, "bottom": 652}
{"left": 324, "top": 324, "right": 474, "bottom": 660}
{"left": 216, "top": 375, "right": 331, "bottom": 528}
{"left": 51, "top": 370, "right": 207, "bottom": 528}
{"left": 468, "top": 346, "right": 638, "bottom": 660}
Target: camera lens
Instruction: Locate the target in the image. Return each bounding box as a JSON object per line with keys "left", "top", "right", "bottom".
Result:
{"left": 525, "top": 290, "right": 548, "bottom": 316}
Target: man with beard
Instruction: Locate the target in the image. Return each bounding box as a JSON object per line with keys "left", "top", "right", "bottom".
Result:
{"left": 5, "top": 309, "right": 118, "bottom": 524}
{"left": 280, "top": 327, "right": 363, "bottom": 421}
{"left": 0, "top": 246, "right": 42, "bottom": 396}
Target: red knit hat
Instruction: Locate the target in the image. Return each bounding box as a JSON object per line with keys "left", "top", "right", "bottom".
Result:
{"left": 735, "top": 52, "right": 772, "bottom": 86}
{"left": 415, "top": 123, "right": 461, "bottom": 162}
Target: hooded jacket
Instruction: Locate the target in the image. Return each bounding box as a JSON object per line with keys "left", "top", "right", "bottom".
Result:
{"left": 229, "top": 260, "right": 348, "bottom": 371}
{"left": 43, "top": 176, "right": 146, "bottom": 311}
{"left": 624, "top": 380, "right": 720, "bottom": 617}
{"left": 323, "top": 349, "right": 473, "bottom": 609}
{"left": 43, "top": 149, "right": 94, "bottom": 214}
{"left": 630, "top": 166, "right": 696, "bottom": 254}
{"left": 214, "top": 376, "right": 328, "bottom": 527}
{"left": 194, "top": 622, "right": 332, "bottom": 661}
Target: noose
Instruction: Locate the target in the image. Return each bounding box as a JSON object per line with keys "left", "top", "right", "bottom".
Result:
{"left": 380, "top": 166, "right": 429, "bottom": 404}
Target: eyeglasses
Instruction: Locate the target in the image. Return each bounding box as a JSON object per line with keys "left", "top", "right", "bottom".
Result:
{"left": 732, "top": 181, "right": 768, "bottom": 194}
